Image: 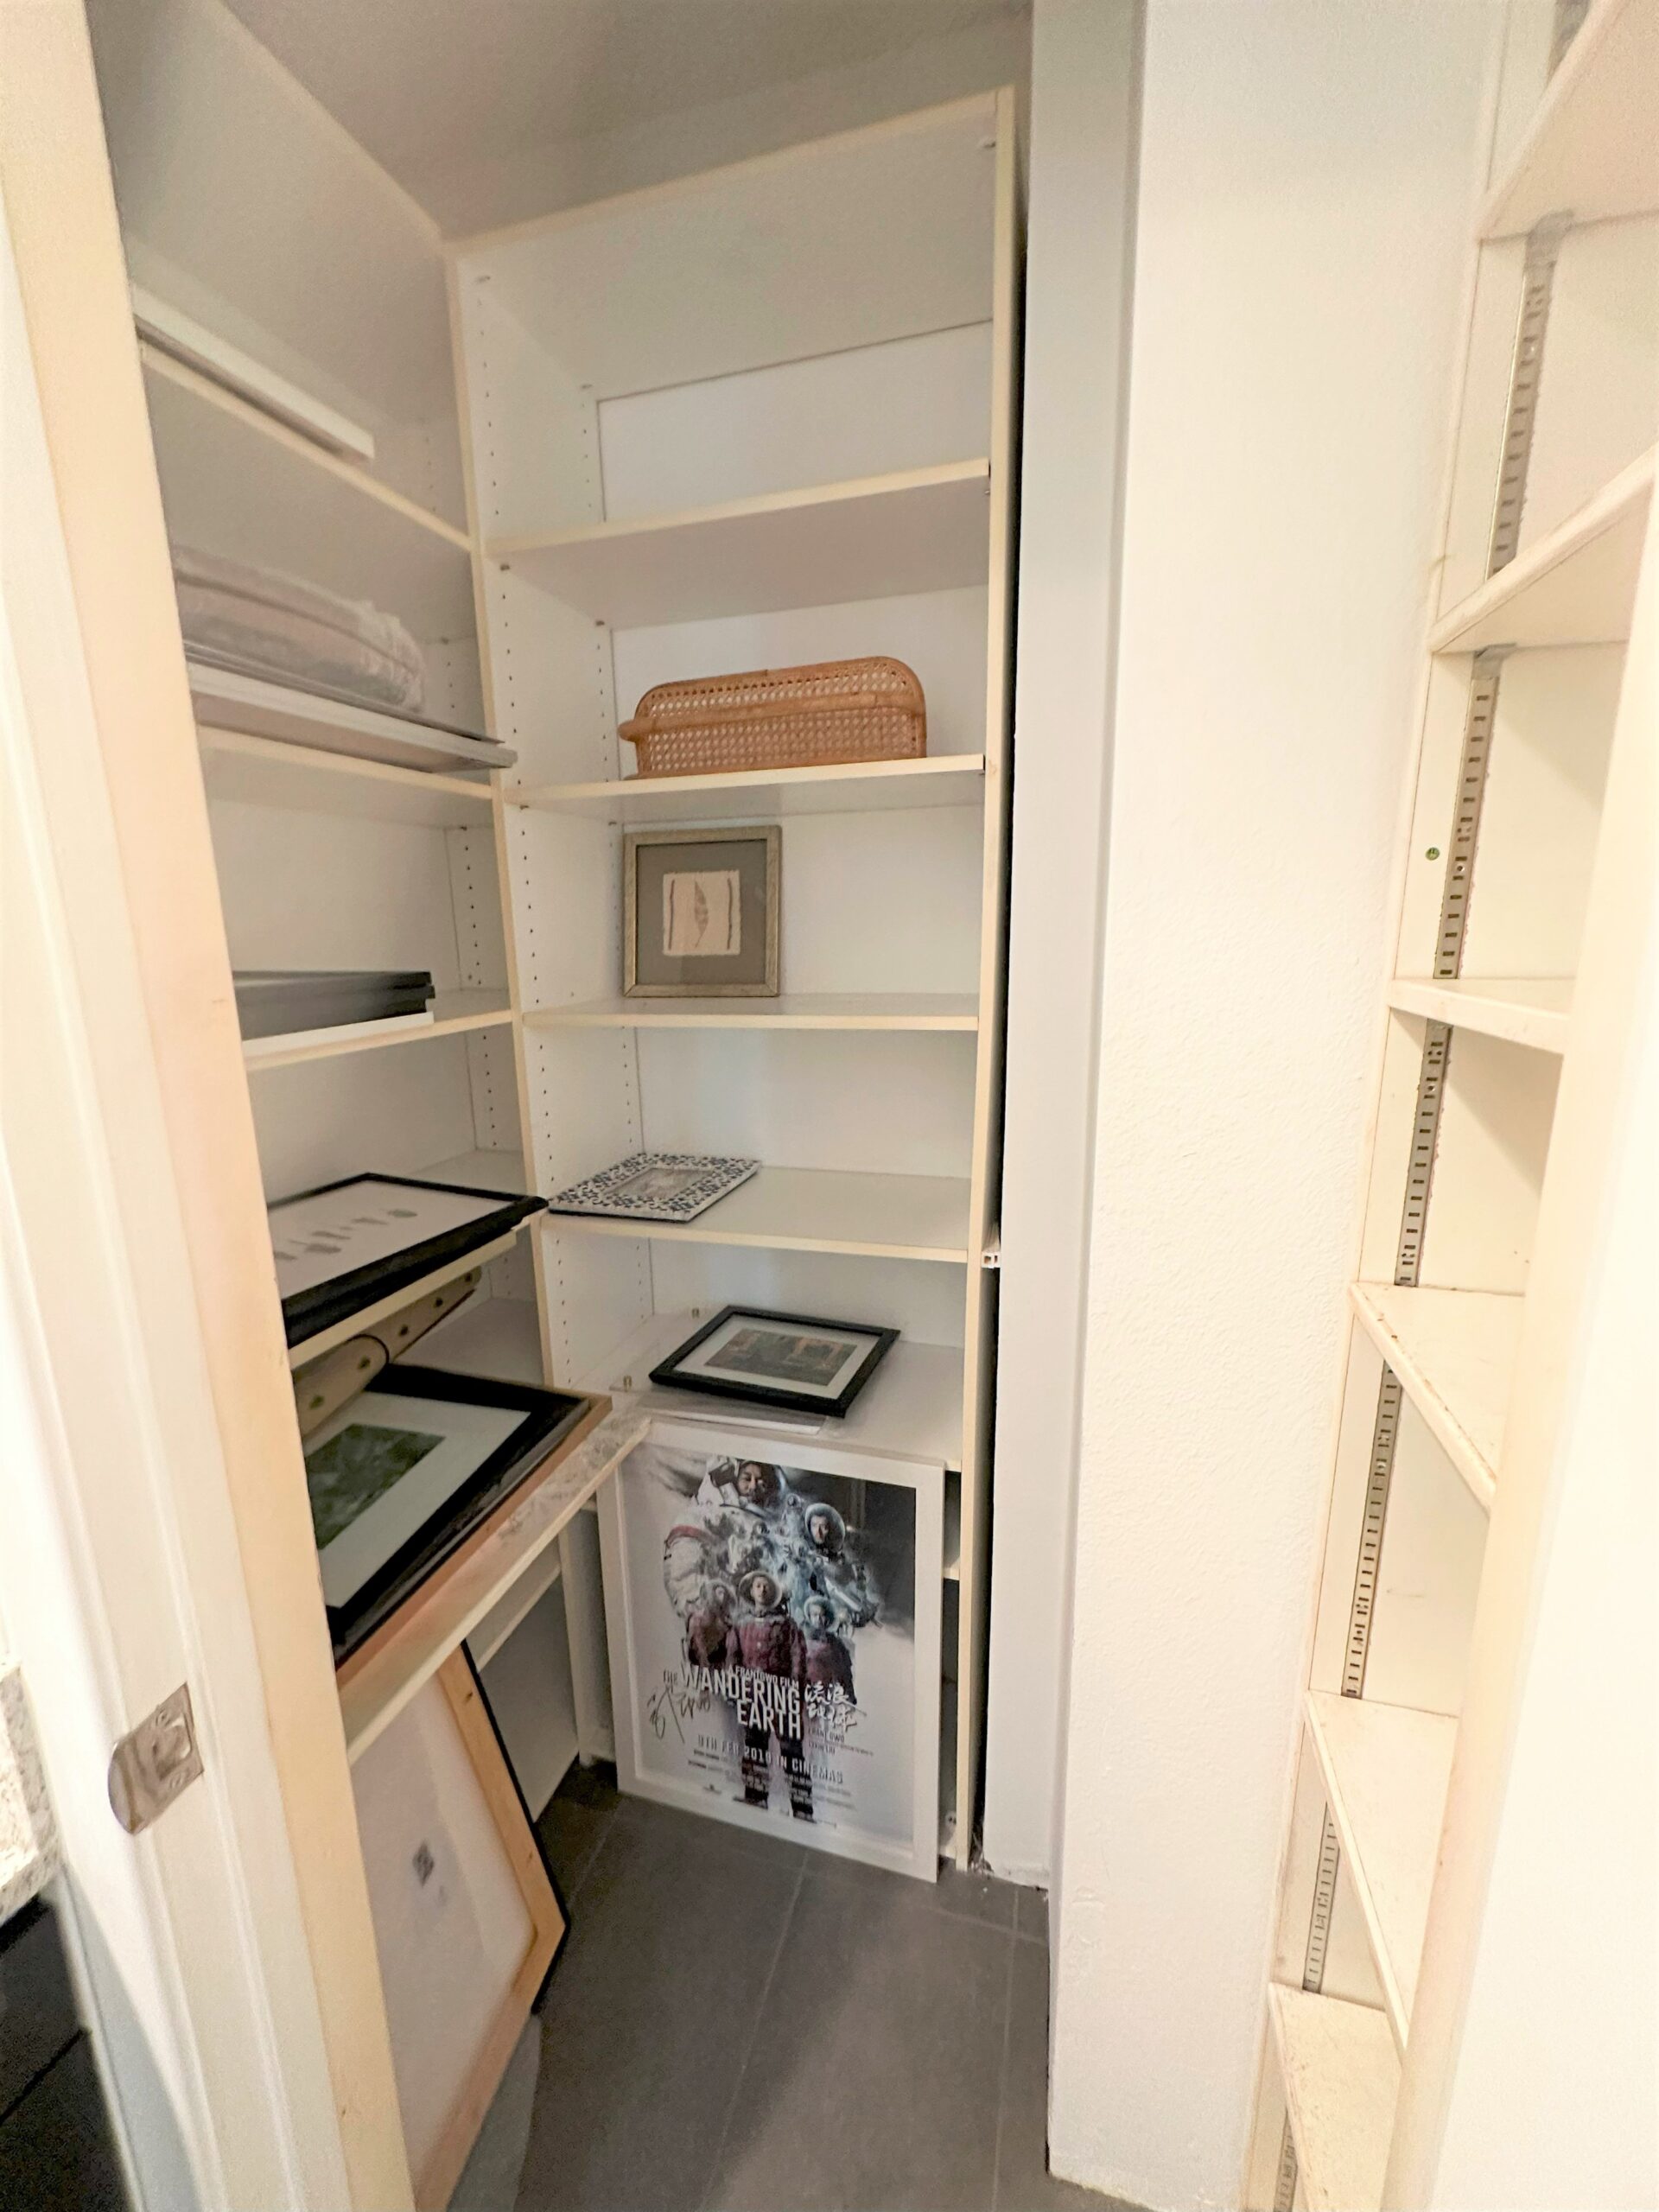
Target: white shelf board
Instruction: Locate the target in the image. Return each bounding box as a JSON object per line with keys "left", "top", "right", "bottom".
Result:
{"left": 543, "top": 1166, "right": 971, "bottom": 1264}
{"left": 244, "top": 990, "right": 512, "bottom": 1071}
{"left": 1386, "top": 976, "right": 1572, "bottom": 1053}
{"left": 1479, "top": 0, "right": 1659, "bottom": 237}
{"left": 340, "top": 1408, "right": 650, "bottom": 1761}
{"left": 1348, "top": 1284, "right": 1522, "bottom": 1512}
{"left": 513, "top": 752, "right": 985, "bottom": 824}
{"left": 584, "top": 1310, "right": 965, "bottom": 1469}
{"left": 1429, "top": 448, "right": 1654, "bottom": 652}
{"left": 487, "top": 460, "right": 990, "bottom": 626}
{"left": 1268, "top": 1986, "right": 1400, "bottom": 2212}
{"left": 200, "top": 727, "right": 494, "bottom": 828}
{"left": 1304, "top": 1692, "right": 1458, "bottom": 2049}
{"left": 419, "top": 1293, "right": 544, "bottom": 1388}
{"left": 467, "top": 1542, "right": 563, "bottom": 1671}
{"left": 143, "top": 350, "right": 475, "bottom": 641}
{"left": 527, "top": 993, "right": 979, "bottom": 1033}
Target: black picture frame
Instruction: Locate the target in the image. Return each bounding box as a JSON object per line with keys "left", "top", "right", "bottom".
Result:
{"left": 309, "top": 1364, "right": 596, "bottom": 1664}
{"left": 648, "top": 1304, "right": 898, "bottom": 1418}
{"left": 271, "top": 1172, "right": 545, "bottom": 1348}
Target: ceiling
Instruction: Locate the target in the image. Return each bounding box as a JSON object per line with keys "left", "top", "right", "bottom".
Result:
{"left": 223, "top": 0, "right": 1025, "bottom": 229}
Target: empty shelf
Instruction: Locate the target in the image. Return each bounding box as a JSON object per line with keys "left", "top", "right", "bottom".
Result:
{"left": 487, "top": 460, "right": 990, "bottom": 626}
{"left": 512, "top": 752, "right": 986, "bottom": 823}
{"left": 244, "top": 989, "right": 512, "bottom": 1071}
{"left": 339, "top": 1407, "right": 649, "bottom": 1760}
{"left": 1387, "top": 976, "right": 1572, "bottom": 1053}
{"left": 527, "top": 993, "right": 979, "bottom": 1033}
{"left": 144, "top": 350, "right": 475, "bottom": 642}
{"left": 585, "top": 1310, "right": 965, "bottom": 1469}
{"left": 543, "top": 1166, "right": 971, "bottom": 1263}
{"left": 1479, "top": 0, "right": 1659, "bottom": 237}
{"left": 1429, "top": 448, "right": 1653, "bottom": 652}
{"left": 1268, "top": 1986, "right": 1400, "bottom": 2212}
{"left": 1349, "top": 1284, "right": 1522, "bottom": 1511}
{"left": 1304, "top": 1691, "right": 1457, "bottom": 2048}
{"left": 421, "top": 1294, "right": 544, "bottom": 1388}
{"left": 200, "top": 728, "right": 495, "bottom": 828}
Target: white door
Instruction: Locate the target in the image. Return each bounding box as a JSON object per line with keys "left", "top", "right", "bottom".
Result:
{"left": 0, "top": 8, "right": 410, "bottom": 2206}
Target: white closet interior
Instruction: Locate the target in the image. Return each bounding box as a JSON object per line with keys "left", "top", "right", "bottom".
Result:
{"left": 84, "top": 0, "right": 1015, "bottom": 1874}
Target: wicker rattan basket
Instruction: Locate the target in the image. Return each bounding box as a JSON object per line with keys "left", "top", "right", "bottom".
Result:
{"left": 619, "top": 656, "right": 926, "bottom": 778}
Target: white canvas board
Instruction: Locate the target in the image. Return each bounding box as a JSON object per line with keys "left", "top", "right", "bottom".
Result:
{"left": 269, "top": 1177, "right": 505, "bottom": 1298}
{"left": 352, "top": 1678, "right": 532, "bottom": 2181}
{"left": 304, "top": 1390, "right": 530, "bottom": 1606}
{"left": 598, "top": 1421, "right": 943, "bottom": 1879}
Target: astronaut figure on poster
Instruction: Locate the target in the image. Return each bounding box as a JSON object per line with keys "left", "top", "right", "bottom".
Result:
{"left": 625, "top": 1440, "right": 918, "bottom": 1847}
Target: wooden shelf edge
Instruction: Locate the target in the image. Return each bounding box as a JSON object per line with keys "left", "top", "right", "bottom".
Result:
{"left": 507, "top": 752, "right": 987, "bottom": 817}
{"left": 200, "top": 725, "right": 496, "bottom": 811}
{"left": 143, "top": 343, "right": 474, "bottom": 552}
{"left": 524, "top": 995, "right": 980, "bottom": 1033}
{"left": 484, "top": 456, "right": 991, "bottom": 563}
{"left": 1268, "top": 1985, "right": 1400, "bottom": 2212}
{"left": 1303, "top": 1691, "right": 1457, "bottom": 2051}
{"left": 1427, "top": 446, "right": 1655, "bottom": 653}
{"left": 340, "top": 1404, "right": 648, "bottom": 1762}
{"left": 1478, "top": 0, "right": 1658, "bottom": 238}
{"left": 541, "top": 1210, "right": 969, "bottom": 1267}
{"left": 244, "top": 994, "right": 514, "bottom": 1071}
{"left": 1347, "top": 1285, "right": 1505, "bottom": 1514}
{"left": 1385, "top": 976, "right": 1572, "bottom": 1054}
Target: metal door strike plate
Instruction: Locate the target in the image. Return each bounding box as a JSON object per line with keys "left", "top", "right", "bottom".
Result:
{"left": 109, "top": 1683, "right": 204, "bottom": 1835}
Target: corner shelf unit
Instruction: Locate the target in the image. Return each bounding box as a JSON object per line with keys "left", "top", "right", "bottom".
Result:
{"left": 1248, "top": 3, "right": 1659, "bottom": 2203}
{"left": 448, "top": 89, "right": 1020, "bottom": 1869}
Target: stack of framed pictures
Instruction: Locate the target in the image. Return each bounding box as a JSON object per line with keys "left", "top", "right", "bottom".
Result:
{"left": 269, "top": 1172, "right": 543, "bottom": 1349}
{"left": 303, "top": 1365, "right": 594, "bottom": 1662}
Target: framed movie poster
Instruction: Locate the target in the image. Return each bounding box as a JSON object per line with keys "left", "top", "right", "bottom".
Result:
{"left": 597, "top": 1422, "right": 944, "bottom": 1881}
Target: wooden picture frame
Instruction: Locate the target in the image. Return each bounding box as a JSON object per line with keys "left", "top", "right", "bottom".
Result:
{"left": 352, "top": 1649, "right": 565, "bottom": 2210}
{"left": 623, "top": 824, "right": 780, "bottom": 997}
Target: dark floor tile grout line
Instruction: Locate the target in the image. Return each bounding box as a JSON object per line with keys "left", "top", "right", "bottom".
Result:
{"left": 565, "top": 1804, "right": 618, "bottom": 1908}
{"left": 696, "top": 1851, "right": 808, "bottom": 2212}
{"left": 988, "top": 1926, "right": 1020, "bottom": 2212}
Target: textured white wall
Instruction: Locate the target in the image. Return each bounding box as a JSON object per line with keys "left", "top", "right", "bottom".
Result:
{"left": 981, "top": 0, "right": 1139, "bottom": 1887}
{"left": 1046, "top": 5, "right": 1497, "bottom": 2205}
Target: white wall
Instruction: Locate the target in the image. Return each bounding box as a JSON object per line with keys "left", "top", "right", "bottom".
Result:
{"left": 981, "top": 0, "right": 1140, "bottom": 1885}
{"left": 1045, "top": 5, "right": 1498, "bottom": 2205}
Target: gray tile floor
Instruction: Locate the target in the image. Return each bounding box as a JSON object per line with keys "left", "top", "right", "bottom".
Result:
{"left": 494, "top": 1764, "right": 1122, "bottom": 2212}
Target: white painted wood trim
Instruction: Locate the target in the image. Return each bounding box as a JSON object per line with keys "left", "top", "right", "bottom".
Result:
{"left": 141, "top": 346, "right": 472, "bottom": 552}
{"left": 200, "top": 728, "right": 495, "bottom": 827}
{"left": 524, "top": 992, "right": 979, "bottom": 1032}
{"left": 1303, "top": 1693, "right": 1457, "bottom": 2048}
{"left": 510, "top": 751, "right": 985, "bottom": 822}
{"left": 1384, "top": 976, "right": 1571, "bottom": 1052}
{"left": 243, "top": 991, "right": 512, "bottom": 1071}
